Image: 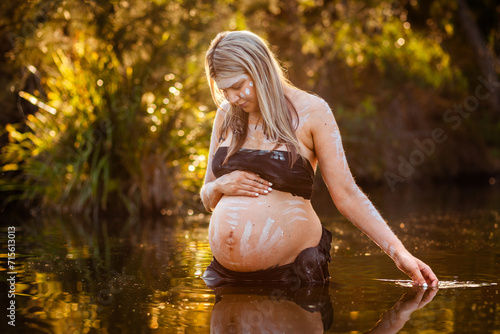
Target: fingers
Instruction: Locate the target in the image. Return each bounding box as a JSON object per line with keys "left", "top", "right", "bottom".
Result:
{"left": 407, "top": 258, "right": 439, "bottom": 288}
{"left": 409, "top": 266, "right": 427, "bottom": 287}
{"left": 403, "top": 287, "right": 437, "bottom": 311}
{"left": 417, "top": 259, "right": 439, "bottom": 287}
{"left": 420, "top": 287, "right": 438, "bottom": 307}
{"left": 239, "top": 171, "right": 273, "bottom": 195}
{"left": 245, "top": 173, "right": 272, "bottom": 186}
{"left": 219, "top": 171, "right": 273, "bottom": 197}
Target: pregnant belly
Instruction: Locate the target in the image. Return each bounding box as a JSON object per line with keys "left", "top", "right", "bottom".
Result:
{"left": 208, "top": 191, "right": 322, "bottom": 272}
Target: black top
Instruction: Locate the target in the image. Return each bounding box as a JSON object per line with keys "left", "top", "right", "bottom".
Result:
{"left": 212, "top": 146, "right": 315, "bottom": 200}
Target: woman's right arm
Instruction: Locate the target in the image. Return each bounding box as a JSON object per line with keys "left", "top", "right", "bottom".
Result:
{"left": 201, "top": 106, "right": 272, "bottom": 212}
{"left": 200, "top": 107, "right": 226, "bottom": 212}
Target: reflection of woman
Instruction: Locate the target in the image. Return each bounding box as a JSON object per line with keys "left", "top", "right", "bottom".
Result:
{"left": 201, "top": 30, "right": 438, "bottom": 287}
{"left": 366, "top": 288, "right": 438, "bottom": 334}
{"left": 210, "top": 286, "right": 436, "bottom": 334}
{"left": 212, "top": 294, "right": 324, "bottom": 334}
{"left": 211, "top": 285, "right": 333, "bottom": 333}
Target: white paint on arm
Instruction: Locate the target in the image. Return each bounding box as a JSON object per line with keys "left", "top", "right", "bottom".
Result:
{"left": 312, "top": 97, "right": 405, "bottom": 260}
{"left": 331, "top": 126, "right": 349, "bottom": 172}
{"left": 360, "top": 197, "right": 385, "bottom": 224}
{"left": 389, "top": 245, "right": 396, "bottom": 257}
{"left": 347, "top": 191, "right": 405, "bottom": 258}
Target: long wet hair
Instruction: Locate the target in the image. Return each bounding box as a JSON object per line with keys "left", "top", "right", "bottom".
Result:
{"left": 205, "top": 30, "right": 302, "bottom": 165}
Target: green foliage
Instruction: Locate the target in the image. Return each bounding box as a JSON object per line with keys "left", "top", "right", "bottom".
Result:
{"left": 1, "top": 0, "right": 498, "bottom": 214}
{"left": 0, "top": 0, "right": 228, "bottom": 215}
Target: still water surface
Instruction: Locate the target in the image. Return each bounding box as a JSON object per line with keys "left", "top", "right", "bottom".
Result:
{"left": 1, "top": 185, "right": 499, "bottom": 333}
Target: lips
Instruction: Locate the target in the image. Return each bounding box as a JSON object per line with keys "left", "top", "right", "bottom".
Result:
{"left": 238, "top": 101, "right": 248, "bottom": 108}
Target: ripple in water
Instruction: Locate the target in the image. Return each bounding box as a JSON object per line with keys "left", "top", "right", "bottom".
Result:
{"left": 376, "top": 279, "right": 499, "bottom": 289}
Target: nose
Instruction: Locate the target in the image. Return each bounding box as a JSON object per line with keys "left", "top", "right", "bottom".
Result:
{"left": 227, "top": 91, "right": 240, "bottom": 104}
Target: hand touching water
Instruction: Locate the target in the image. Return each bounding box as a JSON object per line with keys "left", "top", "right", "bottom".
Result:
{"left": 393, "top": 251, "right": 439, "bottom": 287}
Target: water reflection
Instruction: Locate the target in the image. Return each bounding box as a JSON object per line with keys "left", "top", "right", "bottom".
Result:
{"left": 378, "top": 279, "right": 499, "bottom": 289}
{"left": 1, "top": 185, "right": 499, "bottom": 333}
{"left": 210, "top": 285, "right": 332, "bottom": 333}
{"left": 208, "top": 285, "right": 438, "bottom": 334}
{"left": 365, "top": 288, "right": 437, "bottom": 333}
{"left": 5, "top": 214, "right": 214, "bottom": 333}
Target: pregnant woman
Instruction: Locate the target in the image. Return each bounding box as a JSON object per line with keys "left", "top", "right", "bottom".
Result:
{"left": 201, "top": 30, "right": 438, "bottom": 288}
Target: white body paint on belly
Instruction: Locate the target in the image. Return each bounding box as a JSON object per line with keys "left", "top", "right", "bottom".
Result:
{"left": 211, "top": 217, "right": 220, "bottom": 244}
{"left": 282, "top": 200, "right": 309, "bottom": 225}
{"left": 286, "top": 200, "right": 304, "bottom": 206}
{"left": 256, "top": 217, "right": 283, "bottom": 251}
{"left": 240, "top": 220, "right": 253, "bottom": 254}
{"left": 268, "top": 226, "right": 284, "bottom": 246}
{"left": 283, "top": 207, "right": 307, "bottom": 215}
{"left": 284, "top": 215, "right": 309, "bottom": 226}
{"left": 225, "top": 198, "right": 251, "bottom": 205}
{"left": 229, "top": 206, "right": 248, "bottom": 211}
{"left": 258, "top": 217, "right": 275, "bottom": 243}
{"left": 209, "top": 168, "right": 322, "bottom": 271}
{"left": 226, "top": 199, "right": 251, "bottom": 211}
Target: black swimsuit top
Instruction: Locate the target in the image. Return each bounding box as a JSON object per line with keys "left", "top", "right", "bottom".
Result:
{"left": 212, "top": 146, "right": 315, "bottom": 199}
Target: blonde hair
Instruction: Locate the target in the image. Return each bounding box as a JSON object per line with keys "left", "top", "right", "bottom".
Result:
{"left": 205, "top": 30, "right": 302, "bottom": 164}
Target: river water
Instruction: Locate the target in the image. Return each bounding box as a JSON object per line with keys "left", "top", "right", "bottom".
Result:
{"left": 1, "top": 184, "right": 499, "bottom": 333}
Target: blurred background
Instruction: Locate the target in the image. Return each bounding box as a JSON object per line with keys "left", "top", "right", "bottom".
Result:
{"left": 0, "top": 0, "right": 499, "bottom": 216}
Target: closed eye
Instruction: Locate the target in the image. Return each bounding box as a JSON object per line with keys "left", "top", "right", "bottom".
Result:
{"left": 218, "top": 79, "right": 246, "bottom": 94}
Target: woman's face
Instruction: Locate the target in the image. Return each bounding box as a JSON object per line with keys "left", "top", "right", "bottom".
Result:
{"left": 215, "top": 74, "right": 258, "bottom": 114}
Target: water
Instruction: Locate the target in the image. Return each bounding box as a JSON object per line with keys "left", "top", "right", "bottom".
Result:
{"left": 1, "top": 184, "right": 499, "bottom": 333}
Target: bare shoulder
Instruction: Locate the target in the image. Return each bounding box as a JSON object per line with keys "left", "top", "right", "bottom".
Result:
{"left": 288, "top": 89, "right": 334, "bottom": 129}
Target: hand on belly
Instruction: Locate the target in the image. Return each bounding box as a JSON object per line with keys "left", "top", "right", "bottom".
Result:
{"left": 208, "top": 193, "right": 322, "bottom": 271}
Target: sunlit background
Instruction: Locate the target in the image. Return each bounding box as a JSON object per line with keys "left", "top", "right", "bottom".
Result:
{"left": 0, "top": 0, "right": 499, "bottom": 333}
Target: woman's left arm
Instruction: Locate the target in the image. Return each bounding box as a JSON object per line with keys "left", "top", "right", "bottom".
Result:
{"left": 309, "top": 99, "right": 438, "bottom": 287}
